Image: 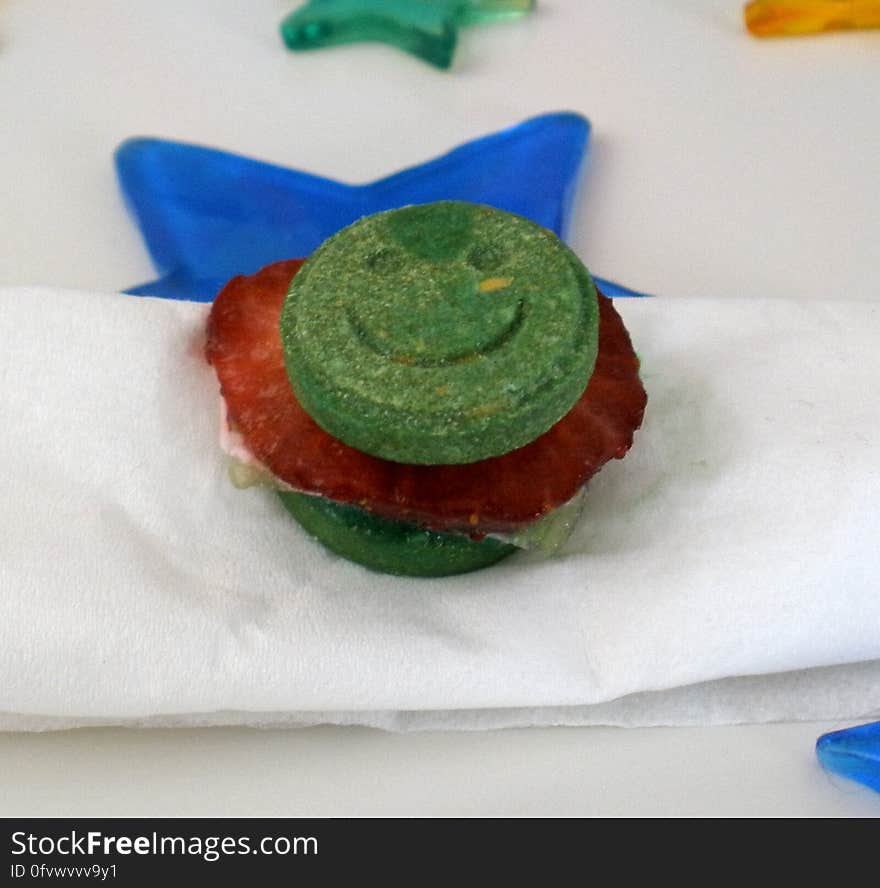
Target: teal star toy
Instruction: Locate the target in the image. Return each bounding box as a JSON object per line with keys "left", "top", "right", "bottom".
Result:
{"left": 281, "top": 0, "right": 535, "bottom": 69}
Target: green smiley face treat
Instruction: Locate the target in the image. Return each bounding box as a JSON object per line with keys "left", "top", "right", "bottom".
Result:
{"left": 278, "top": 490, "right": 516, "bottom": 577}
{"left": 280, "top": 202, "right": 600, "bottom": 465}
{"left": 205, "top": 204, "right": 647, "bottom": 577}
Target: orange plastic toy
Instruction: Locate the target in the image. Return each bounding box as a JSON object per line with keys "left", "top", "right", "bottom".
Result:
{"left": 745, "top": 0, "right": 880, "bottom": 36}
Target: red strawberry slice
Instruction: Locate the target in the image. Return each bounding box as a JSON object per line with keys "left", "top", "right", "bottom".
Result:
{"left": 206, "top": 260, "right": 647, "bottom": 533}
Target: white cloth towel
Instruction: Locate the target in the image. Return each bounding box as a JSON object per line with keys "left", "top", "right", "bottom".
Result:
{"left": 1, "top": 286, "right": 878, "bottom": 731}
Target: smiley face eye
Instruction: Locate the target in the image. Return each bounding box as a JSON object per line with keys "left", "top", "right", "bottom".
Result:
{"left": 466, "top": 243, "right": 507, "bottom": 274}
{"left": 364, "top": 248, "right": 404, "bottom": 274}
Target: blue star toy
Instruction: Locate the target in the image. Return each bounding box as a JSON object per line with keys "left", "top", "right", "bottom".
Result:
{"left": 115, "top": 112, "right": 648, "bottom": 302}
{"left": 816, "top": 721, "right": 880, "bottom": 795}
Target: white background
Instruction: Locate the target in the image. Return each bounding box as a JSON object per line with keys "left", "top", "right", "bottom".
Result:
{"left": 1, "top": 0, "right": 878, "bottom": 815}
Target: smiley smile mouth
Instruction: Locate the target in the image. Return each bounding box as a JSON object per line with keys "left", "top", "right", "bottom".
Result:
{"left": 347, "top": 299, "right": 527, "bottom": 368}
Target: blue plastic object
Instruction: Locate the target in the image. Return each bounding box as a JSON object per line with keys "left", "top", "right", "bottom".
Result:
{"left": 816, "top": 721, "right": 880, "bottom": 794}
{"left": 115, "top": 112, "right": 649, "bottom": 302}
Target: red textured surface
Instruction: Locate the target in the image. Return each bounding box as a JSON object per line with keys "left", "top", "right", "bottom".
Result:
{"left": 206, "top": 260, "right": 647, "bottom": 533}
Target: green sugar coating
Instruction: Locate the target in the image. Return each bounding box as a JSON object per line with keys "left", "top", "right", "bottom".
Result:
{"left": 278, "top": 491, "right": 516, "bottom": 577}
{"left": 280, "top": 201, "right": 599, "bottom": 465}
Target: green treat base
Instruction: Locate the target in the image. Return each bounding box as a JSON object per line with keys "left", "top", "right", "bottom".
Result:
{"left": 281, "top": 201, "right": 599, "bottom": 465}
{"left": 278, "top": 491, "right": 517, "bottom": 577}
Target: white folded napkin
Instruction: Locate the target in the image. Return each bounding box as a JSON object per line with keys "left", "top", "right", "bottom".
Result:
{"left": 1, "top": 286, "right": 878, "bottom": 732}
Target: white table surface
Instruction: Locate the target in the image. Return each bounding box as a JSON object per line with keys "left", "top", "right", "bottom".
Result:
{"left": 1, "top": 0, "right": 878, "bottom": 817}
